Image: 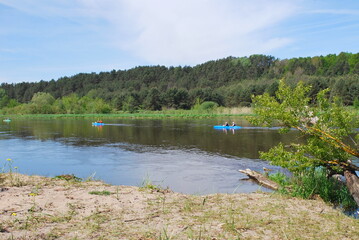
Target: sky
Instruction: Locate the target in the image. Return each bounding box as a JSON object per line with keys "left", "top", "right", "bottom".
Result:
{"left": 0, "top": 0, "right": 358, "bottom": 84}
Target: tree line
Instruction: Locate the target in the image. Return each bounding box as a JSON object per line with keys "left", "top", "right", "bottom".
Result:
{"left": 1, "top": 52, "right": 359, "bottom": 114}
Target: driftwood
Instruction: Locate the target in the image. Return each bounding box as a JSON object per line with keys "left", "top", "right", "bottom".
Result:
{"left": 238, "top": 168, "right": 279, "bottom": 190}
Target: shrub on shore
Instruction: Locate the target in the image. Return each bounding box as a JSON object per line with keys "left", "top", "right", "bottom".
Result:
{"left": 269, "top": 168, "right": 357, "bottom": 210}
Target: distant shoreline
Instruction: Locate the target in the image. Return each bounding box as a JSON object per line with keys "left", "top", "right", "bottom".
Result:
{"left": 0, "top": 107, "right": 254, "bottom": 119}
{"left": 2, "top": 106, "right": 359, "bottom": 119}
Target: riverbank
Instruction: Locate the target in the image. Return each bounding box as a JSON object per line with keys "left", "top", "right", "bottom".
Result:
{"left": 0, "top": 173, "right": 358, "bottom": 239}
{"left": 0, "top": 107, "right": 254, "bottom": 119}
{"left": 3, "top": 106, "right": 359, "bottom": 120}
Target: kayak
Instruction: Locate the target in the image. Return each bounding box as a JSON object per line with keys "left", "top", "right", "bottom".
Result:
{"left": 92, "top": 122, "right": 105, "bottom": 126}
{"left": 213, "top": 125, "right": 242, "bottom": 130}
{"left": 3, "top": 119, "right": 11, "bottom": 122}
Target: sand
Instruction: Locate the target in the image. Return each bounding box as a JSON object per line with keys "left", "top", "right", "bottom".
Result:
{"left": 0, "top": 173, "right": 358, "bottom": 240}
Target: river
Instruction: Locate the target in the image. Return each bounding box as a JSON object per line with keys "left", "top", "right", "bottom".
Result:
{"left": 0, "top": 117, "right": 298, "bottom": 194}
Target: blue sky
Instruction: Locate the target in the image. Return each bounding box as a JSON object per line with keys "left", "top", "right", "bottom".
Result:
{"left": 0, "top": 0, "right": 358, "bottom": 84}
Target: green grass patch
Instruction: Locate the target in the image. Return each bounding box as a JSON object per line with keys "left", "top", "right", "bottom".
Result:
{"left": 140, "top": 176, "right": 165, "bottom": 192}
{"left": 269, "top": 168, "right": 357, "bottom": 210}
{"left": 88, "top": 190, "right": 112, "bottom": 196}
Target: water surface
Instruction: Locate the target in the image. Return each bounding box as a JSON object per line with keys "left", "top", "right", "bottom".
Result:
{"left": 0, "top": 117, "right": 299, "bottom": 194}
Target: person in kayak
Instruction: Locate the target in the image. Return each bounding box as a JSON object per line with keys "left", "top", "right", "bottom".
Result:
{"left": 224, "top": 122, "right": 229, "bottom": 126}
{"left": 232, "top": 122, "right": 236, "bottom": 126}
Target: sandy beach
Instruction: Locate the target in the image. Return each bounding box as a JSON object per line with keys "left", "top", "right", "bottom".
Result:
{"left": 0, "top": 173, "right": 358, "bottom": 240}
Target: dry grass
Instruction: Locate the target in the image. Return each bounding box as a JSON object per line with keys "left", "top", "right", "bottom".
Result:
{"left": 0, "top": 173, "right": 358, "bottom": 239}
{"left": 216, "top": 107, "right": 253, "bottom": 115}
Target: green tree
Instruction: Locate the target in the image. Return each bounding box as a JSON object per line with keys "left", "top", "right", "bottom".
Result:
{"left": 84, "top": 97, "right": 112, "bottom": 113}
{"left": 0, "top": 88, "right": 9, "bottom": 108}
{"left": 249, "top": 80, "right": 359, "bottom": 206}
{"left": 144, "top": 88, "right": 162, "bottom": 111}
{"left": 30, "top": 92, "right": 56, "bottom": 113}
{"left": 163, "top": 88, "right": 191, "bottom": 109}
{"left": 122, "top": 95, "right": 138, "bottom": 113}
{"left": 6, "top": 99, "right": 20, "bottom": 108}
{"left": 61, "top": 94, "right": 82, "bottom": 114}
{"left": 328, "top": 52, "right": 350, "bottom": 75}
{"left": 31, "top": 92, "right": 55, "bottom": 106}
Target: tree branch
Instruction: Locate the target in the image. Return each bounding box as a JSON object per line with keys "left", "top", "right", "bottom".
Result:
{"left": 295, "top": 125, "right": 359, "bottom": 171}
{"left": 308, "top": 126, "right": 359, "bottom": 158}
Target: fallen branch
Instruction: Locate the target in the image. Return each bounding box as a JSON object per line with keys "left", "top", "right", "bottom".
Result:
{"left": 238, "top": 168, "right": 279, "bottom": 190}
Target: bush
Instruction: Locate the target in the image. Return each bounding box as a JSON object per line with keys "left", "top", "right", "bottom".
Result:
{"left": 191, "top": 100, "right": 218, "bottom": 113}
{"left": 269, "top": 168, "right": 357, "bottom": 210}
{"left": 199, "top": 101, "right": 218, "bottom": 111}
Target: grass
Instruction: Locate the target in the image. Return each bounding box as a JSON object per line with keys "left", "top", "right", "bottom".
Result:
{"left": 0, "top": 107, "right": 254, "bottom": 119}
{"left": 269, "top": 168, "right": 358, "bottom": 211}
{"left": 88, "top": 190, "right": 112, "bottom": 196}
{"left": 4, "top": 106, "right": 359, "bottom": 119}
{"left": 53, "top": 174, "right": 82, "bottom": 182}
{"left": 140, "top": 176, "right": 167, "bottom": 193}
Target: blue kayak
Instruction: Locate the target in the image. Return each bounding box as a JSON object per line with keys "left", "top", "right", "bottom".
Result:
{"left": 213, "top": 125, "right": 242, "bottom": 130}
{"left": 92, "top": 122, "right": 105, "bottom": 126}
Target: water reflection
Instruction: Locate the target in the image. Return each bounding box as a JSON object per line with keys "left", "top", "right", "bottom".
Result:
{"left": 0, "top": 118, "right": 299, "bottom": 194}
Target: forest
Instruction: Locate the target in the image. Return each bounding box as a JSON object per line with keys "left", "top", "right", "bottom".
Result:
{"left": 0, "top": 52, "right": 359, "bottom": 114}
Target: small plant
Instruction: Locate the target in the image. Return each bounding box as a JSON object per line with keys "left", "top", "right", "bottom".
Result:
{"left": 54, "top": 174, "right": 82, "bottom": 182}
{"left": 1, "top": 158, "right": 23, "bottom": 186}
{"left": 28, "top": 192, "right": 38, "bottom": 213}
{"left": 183, "top": 198, "right": 195, "bottom": 213}
{"left": 88, "top": 190, "right": 112, "bottom": 196}
{"left": 2, "top": 158, "right": 15, "bottom": 174}
{"left": 268, "top": 172, "right": 291, "bottom": 194}
{"left": 142, "top": 182, "right": 161, "bottom": 191}
{"left": 159, "top": 227, "right": 172, "bottom": 240}
{"left": 222, "top": 204, "right": 241, "bottom": 236}
{"left": 140, "top": 176, "right": 162, "bottom": 192}
{"left": 84, "top": 172, "right": 97, "bottom": 182}
{"left": 268, "top": 172, "right": 289, "bottom": 185}
{"left": 115, "top": 186, "right": 120, "bottom": 201}
{"left": 0, "top": 223, "right": 7, "bottom": 233}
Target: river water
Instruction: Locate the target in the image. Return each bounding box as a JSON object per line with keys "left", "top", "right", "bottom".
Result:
{"left": 0, "top": 117, "right": 299, "bottom": 194}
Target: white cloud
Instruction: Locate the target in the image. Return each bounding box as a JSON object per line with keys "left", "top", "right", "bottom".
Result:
{"left": 97, "top": 0, "right": 300, "bottom": 65}
{"left": 87, "top": 0, "right": 300, "bottom": 65}
{"left": 0, "top": 0, "right": 300, "bottom": 66}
